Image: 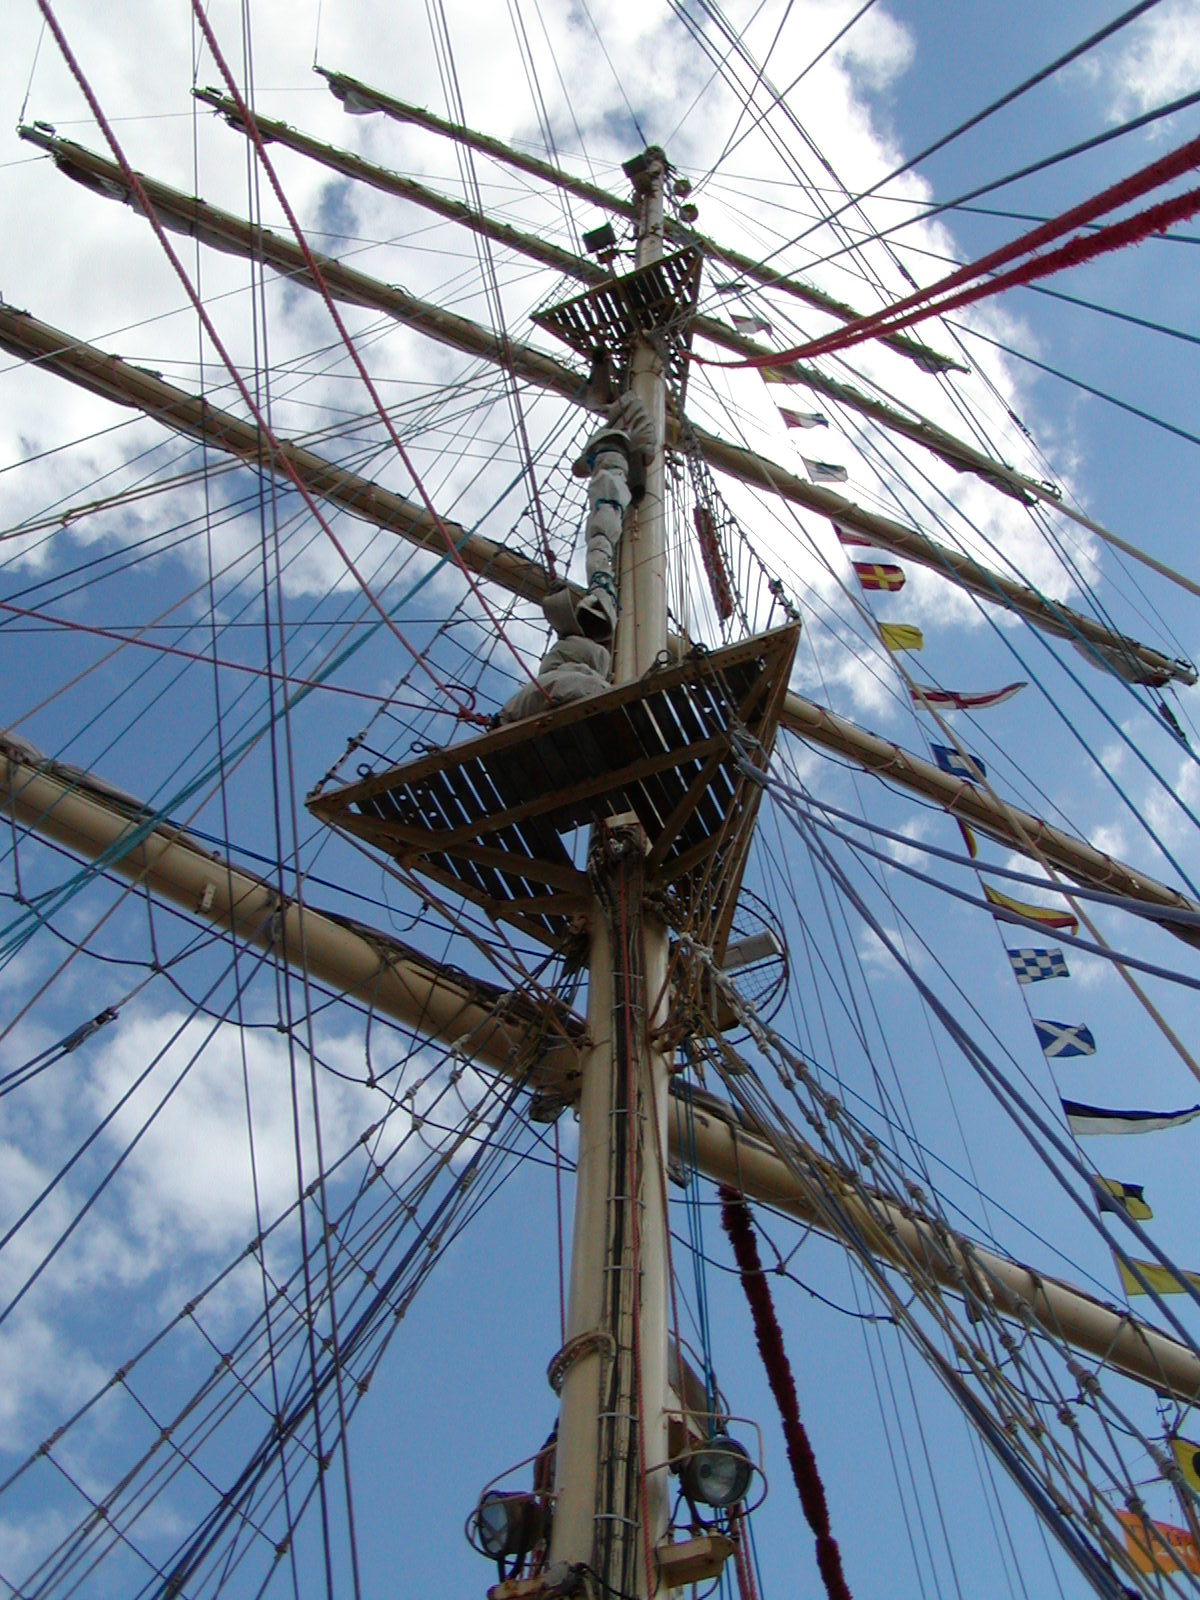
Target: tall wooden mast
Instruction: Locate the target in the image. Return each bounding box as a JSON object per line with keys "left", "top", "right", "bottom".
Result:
{"left": 9, "top": 64, "right": 1200, "bottom": 1600}
{"left": 550, "top": 146, "right": 673, "bottom": 1599}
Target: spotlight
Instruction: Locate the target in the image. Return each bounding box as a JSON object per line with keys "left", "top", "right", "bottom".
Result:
{"left": 471, "top": 1490, "right": 548, "bottom": 1561}
{"left": 678, "top": 1436, "right": 753, "bottom": 1509}
{"left": 583, "top": 223, "right": 617, "bottom": 256}
{"left": 677, "top": 203, "right": 699, "bottom": 224}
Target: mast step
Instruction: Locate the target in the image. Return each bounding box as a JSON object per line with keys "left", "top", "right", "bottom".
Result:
{"left": 656, "top": 1532, "right": 736, "bottom": 1587}
{"left": 309, "top": 625, "right": 799, "bottom": 953}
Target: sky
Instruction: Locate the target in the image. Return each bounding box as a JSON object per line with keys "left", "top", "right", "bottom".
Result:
{"left": 1, "top": 3, "right": 1200, "bottom": 1600}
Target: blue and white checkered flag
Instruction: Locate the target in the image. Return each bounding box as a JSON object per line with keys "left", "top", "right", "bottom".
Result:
{"left": 1008, "top": 948, "right": 1068, "bottom": 985}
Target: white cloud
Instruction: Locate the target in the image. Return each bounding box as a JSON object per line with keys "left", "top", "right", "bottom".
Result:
{"left": 1084, "top": 0, "right": 1200, "bottom": 122}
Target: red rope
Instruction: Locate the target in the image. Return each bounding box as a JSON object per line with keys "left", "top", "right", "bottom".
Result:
{"left": 186, "top": 0, "right": 549, "bottom": 710}
{"left": 729, "top": 1509, "right": 759, "bottom": 1600}
{"left": 703, "top": 127, "right": 1200, "bottom": 372}
{"left": 786, "top": 180, "right": 1200, "bottom": 363}
{"left": 34, "top": 0, "right": 486, "bottom": 723}
{"left": 720, "top": 1186, "right": 852, "bottom": 1600}
{"left": 0, "top": 598, "right": 429, "bottom": 708}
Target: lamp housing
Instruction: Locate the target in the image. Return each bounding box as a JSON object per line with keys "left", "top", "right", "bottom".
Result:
{"left": 471, "top": 1490, "right": 548, "bottom": 1560}
{"left": 678, "top": 1435, "right": 753, "bottom": 1510}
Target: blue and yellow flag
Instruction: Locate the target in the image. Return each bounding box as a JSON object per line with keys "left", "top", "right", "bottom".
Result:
{"left": 1095, "top": 1178, "right": 1152, "bottom": 1221}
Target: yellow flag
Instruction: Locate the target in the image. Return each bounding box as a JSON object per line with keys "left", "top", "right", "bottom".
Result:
{"left": 1171, "top": 1437, "right": 1200, "bottom": 1493}
{"left": 1114, "top": 1252, "right": 1200, "bottom": 1297}
{"left": 879, "top": 623, "right": 923, "bottom": 653}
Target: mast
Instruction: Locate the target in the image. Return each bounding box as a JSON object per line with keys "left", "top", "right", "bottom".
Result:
{"left": 180, "top": 103, "right": 1035, "bottom": 505}
{"left": 549, "top": 147, "right": 673, "bottom": 1598}
{"left": 1, "top": 305, "right": 1197, "bottom": 936}
{"left": 6, "top": 159, "right": 1194, "bottom": 688}
{"left": 314, "top": 68, "right": 964, "bottom": 375}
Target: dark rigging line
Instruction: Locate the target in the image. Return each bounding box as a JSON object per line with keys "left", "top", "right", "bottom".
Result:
{"left": 702, "top": 0, "right": 796, "bottom": 186}
{"left": 694, "top": 0, "right": 880, "bottom": 190}
{"left": 801, "top": 83, "right": 1200, "bottom": 277}
{"left": 761, "top": 0, "right": 1169, "bottom": 260}
{"left": 954, "top": 320, "right": 1200, "bottom": 451}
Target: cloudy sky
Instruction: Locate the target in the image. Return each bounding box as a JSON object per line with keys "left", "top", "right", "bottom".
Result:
{"left": 1, "top": 3, "right": 1200, "bottom": 1598}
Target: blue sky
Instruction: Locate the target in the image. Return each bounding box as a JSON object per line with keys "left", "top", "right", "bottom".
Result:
{"left": 1, "top": 3, "right": 1200, "bottom": 1599}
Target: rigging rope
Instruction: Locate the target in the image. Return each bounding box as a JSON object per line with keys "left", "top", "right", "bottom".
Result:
{"left": 764, "top": 0, "right": 1167, "bottom": 258}
{"left": 706, "top": 130, "right": 1200, "bottom": 370}
{"left": 719, "top": 1187, "right": 853, "bottom": 1600}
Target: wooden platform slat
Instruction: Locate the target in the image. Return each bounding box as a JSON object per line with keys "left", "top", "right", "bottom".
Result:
{"left": 310, "top": 625, "right": 799, "bottom": 949}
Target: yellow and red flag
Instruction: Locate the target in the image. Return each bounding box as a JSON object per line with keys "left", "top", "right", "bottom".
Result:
{"left": 983, "top": 884, "right": 1079, "bottom": 935}
{"left": 853, "top": 560, "right": 905, "bottom": 592}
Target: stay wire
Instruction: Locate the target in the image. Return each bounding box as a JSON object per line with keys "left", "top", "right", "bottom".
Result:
{"left": 34, "top": 0, "right": 484, "bottom": 724}
{"left": 692, "top": 0, "right": 879, "bottom": 195}
{"left": 799, "top": 82, "right": 1200, "bottom": 279}
{"left": 703, "top": 0, "right": 795, "bottom": 187}
{"left": 776, "top": 794, "right": 1200, "bottom": 1350}
{"left": 238, "top": 9, "right": 347, "bottom": 1592}
{"left": 763, "top": 0, "right": 1167, "bottom": 260}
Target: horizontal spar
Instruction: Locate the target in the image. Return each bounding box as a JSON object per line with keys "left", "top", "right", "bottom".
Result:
{"left": 22, "top": 130, "right": 1193, "bottom": 686}
{"left": 0, "top": 303, "right": 559, "bottom": 606}
{"left": 6, "top": 731, "right": 1195, "bottom": 1404}
{"left": 314, "top": 67, "right": 964, "bottom": 375}
{"left": 188, "top": 102, "right": 1040, "bottom": 505}
{"left": 684, "top": 1105, "right": 1200, "bottom": 1404}
{"left": 774, "top": 693, "right": 1200, "bottom": 949}
{"left": 0, "top": 730, "right": 584, "bottom": 1092}
{"left": 1, "top": 302, "right": 1196, "bottom": 939}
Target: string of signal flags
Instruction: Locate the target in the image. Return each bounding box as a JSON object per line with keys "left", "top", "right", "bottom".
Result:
{"left": 830, "top": 503, "right": 1200, "bottom": 1301}
{"left": 835, "top": 505, "right": 1200, "bottom": 1581}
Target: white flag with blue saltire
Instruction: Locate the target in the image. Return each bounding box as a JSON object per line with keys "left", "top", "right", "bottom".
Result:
{"left": 778, "top": 406, "right": 827, "bottom": 430}
{"left": 1008, "top": 948, "right": 1068, "bottom": 984}
{"left": 1035, "top": 1020, "right": 1096, "bottom": 1058}
{"left": 731, "top": 313, "right": 772, "bottom": 336}
{"left": 802, "top": 457, "right": 849, "bottom": 484}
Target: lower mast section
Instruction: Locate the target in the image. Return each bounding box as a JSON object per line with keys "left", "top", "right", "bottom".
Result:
{"left": 550, "top": 816, "right": 672, "bottom": 1598}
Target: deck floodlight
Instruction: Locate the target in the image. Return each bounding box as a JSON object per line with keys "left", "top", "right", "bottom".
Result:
{"left": 583, "top": 222, "right": 617, "bottom": 255}
{"left": 471, "top": 1490, "right": 547, "bottom": 1560}
{"left": 679, "top": 1435, "right": 753, "bottom": 1509}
